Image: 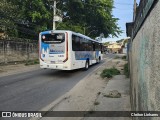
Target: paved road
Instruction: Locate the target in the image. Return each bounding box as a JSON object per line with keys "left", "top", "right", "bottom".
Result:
{"left": 0, "top": 54, "right": 114, "bottom": 112}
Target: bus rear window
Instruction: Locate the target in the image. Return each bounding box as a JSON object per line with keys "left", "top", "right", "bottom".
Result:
{"left": 41, "top": 33, "right": 65, "bottom": 44}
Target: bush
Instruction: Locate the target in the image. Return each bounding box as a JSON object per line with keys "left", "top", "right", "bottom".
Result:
{"left": 124, "top": 63, "right": 129, "bottom": 78}
{"left": 25, "top": 59, "right": 39, "bottom": 66}
{"left": 114, "top": 56, "right": 120, "bottom": 59}
{"left": 100, "top": 67, "right": 120, "bottom": 78}
{"left": 122, "top": 56, "right": 126, "bottom": 59}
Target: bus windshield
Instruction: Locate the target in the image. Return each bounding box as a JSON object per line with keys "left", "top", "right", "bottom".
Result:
{"left": 41, "top": 33, "right": 65, "bottom": 44}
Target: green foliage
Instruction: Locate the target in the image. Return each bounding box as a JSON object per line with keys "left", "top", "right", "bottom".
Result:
{"left": 25, "top": 59, "right": 39, "bottom": 66}
{"left": 122, "top": 56, "right": 126, "bottom": 59}
{"left": 114, "top": 56, "right": 121, "bottom": 59}
{"left": 1, "top": 0, "right": 121, "bottom": 39}
{"left": 94, "top": 101, "right": 100, "bottom": 105}
{"left": 100, "top": 67, "right": 120, "bottom": 78}
{"left": 1, "top": 0, "right": 52, "bottom": 38}
{"left": 0, "top": 0, "right": 19, "bottom": 36}
{"left": 58, "top": 0, "right": 122, "bottom": 38}
{"left": 124, "top": 63, "right": 129, "bottom": 78}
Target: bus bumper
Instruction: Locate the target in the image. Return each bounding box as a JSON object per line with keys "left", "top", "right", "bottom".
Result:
{"left": 40, "top": 63, "right": 71, "bottom": 70}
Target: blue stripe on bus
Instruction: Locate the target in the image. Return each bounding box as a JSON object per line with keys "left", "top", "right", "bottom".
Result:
{"left": 40, "top": 31, "right": 51, "bottom": 35}
{"left": 49, "top": 52, "right": 64, "bottom": 54}
{"left": 78, "top": 58, "right": 88, "bottom": 60}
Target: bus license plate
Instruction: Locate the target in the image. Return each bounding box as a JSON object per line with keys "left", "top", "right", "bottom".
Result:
{"left": 50, "top": 61, "right": 55, "bottom": 64}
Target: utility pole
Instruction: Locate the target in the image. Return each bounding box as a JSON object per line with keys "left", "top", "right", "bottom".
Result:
{"left": 53, "top": 0, "right": 56, "bottom": 30}
{"left": 133, "top": 0, "right": 137, "bottom": 22}
{"left": 84, "top": 27, "right": 86, "bottom": 35}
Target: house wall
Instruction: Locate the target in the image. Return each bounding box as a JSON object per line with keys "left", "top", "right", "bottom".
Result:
{"left": 108, "top": 44, "right": 121, "bottom": 49}
{"left": 122, "top": 48, "right": 127, "bottom": 54}
{"left": 130, "top": 1, "right": 160, "bottom": 119}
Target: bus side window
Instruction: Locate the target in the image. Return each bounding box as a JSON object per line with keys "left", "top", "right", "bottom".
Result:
{"left": 80, "top": 37, "right": 85, "bottom": 51}
{"left": 72, "top": 35, "right": 80, "bottom": 51}
{"left": 88, "top": 40, "right": 92, "bottom": 51}
{"left": 85, "top": 39, "right": 90, "bottom": 51}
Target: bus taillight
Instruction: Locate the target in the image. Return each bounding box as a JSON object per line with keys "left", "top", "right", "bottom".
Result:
{"left": 63, "top": 32, "right": 68, "bottom": 62}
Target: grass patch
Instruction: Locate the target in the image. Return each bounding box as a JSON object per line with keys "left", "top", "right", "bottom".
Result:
{"left": 124, "top": 63, "right": 129, "bottom": 78}
{"left": 94, "top": 101, "right": 100, "bottom": 105}
{"left": 103, "top": 94, "right": 121, "bottom": 98}
{"left": 97, "top": 92, "right": 101, "bottom": 95}
{"left": 100, "top": 67, "right": 120, "bottom": 78}
{"left": 114, "top": 56, "right": 120, "bottom": 59}
{"left": 25, "top": 59, "right": 39, "bottom": 66}
{"left": 122, "top": 56, "right": 126, "bottom": 59}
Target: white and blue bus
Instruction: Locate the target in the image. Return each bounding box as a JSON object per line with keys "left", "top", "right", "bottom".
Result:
{"left": 39, "top": 30, "right": 103, "bottom": 70}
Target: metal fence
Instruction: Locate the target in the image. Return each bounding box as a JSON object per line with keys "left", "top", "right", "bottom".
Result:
{"left": 133, "top": 0, "right": 158, "bottom": 39}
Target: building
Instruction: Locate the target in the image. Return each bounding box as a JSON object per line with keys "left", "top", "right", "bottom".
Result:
{"left": 104, "top": 38, "right": 130, "bottom": 54}
{"left": 107, "top": 42, "right": 122, "bottom": 53}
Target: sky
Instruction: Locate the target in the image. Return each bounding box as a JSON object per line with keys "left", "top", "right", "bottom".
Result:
{"left": 103, "top": 0, "right": 140, "bottom": 42}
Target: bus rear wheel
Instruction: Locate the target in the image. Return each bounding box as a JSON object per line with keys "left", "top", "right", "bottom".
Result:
{"left": 84, "top": 60, "right": 89, "bottom": 70}
{"left": 97, "top": 57, "right": 101, "bottom": 63}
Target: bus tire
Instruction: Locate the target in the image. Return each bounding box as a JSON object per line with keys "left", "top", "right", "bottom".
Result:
{"left": 97, "top": 57, "right": 101, "bottom": 63}
{"left": 84, "top": 60, "right": 89, "bottom": 70}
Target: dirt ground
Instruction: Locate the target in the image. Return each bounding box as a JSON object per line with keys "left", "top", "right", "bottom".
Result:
{"left": 0, "top": 63, "right": 39, "bottom": 77}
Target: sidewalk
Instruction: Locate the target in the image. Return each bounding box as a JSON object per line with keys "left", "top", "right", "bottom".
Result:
{"left": 37, "top": 57, "right": 131, "bottom": 120}
{"left": 84, "top": 75, "right": 131, "bottom": 120}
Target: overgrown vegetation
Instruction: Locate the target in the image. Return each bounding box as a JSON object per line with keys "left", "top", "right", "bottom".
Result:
{"left": 124, "top": 63, "right": 129, "bottom": 78}
{"left": 25, "top": 59, "right": 39, "bottom": 66}
{"left": 94, "top": 101, "right": 100, "bottom": 105}
{"left": 100, "top": 67, "right": 120, "bottom": 78}
{"left": 122, "top": 56, "right": 126, "bottom": 59}
{"left": 114, "top": 56, "right": 120, "bottom": 59}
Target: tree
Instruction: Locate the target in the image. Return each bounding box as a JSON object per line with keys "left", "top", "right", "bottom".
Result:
{"left": 5, "top": 0, "right": 52, "bottom": 38}
{"left": 56, "top": 0, "right": 122, "bottom": 38}
{"left": 0, "top": 0, "right": 19, "bottom": 37}
{"left": 1, "top": 0, "right": 121, "bottom": 39}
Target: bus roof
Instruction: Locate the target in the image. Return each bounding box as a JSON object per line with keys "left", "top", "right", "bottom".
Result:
{"left": 40, "top": 30, "right": 101, "bottom": 43}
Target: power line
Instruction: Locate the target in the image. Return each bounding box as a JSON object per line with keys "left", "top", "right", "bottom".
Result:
{"left": 113, "top": 8, "right": 133, "bottom": 11}
{"left": 82, "top": 2, "right": 133, "bottom": 10}
{"left": 114, "top": 2, "right": 133, "bottom": 6}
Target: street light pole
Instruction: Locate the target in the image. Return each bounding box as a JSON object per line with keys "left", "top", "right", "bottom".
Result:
{"left": 53, "top": 0, "right": 56, "bottom": 30}
{"left": 84, "top": 27, "right": 86, "bottom": 35}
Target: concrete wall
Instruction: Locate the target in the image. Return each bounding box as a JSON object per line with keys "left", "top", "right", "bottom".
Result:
{"left": 0, "top": 38, "right": 38, "bottom": 64}
{"left": 130, "top": 1, "right": 160, "bottom": 118}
